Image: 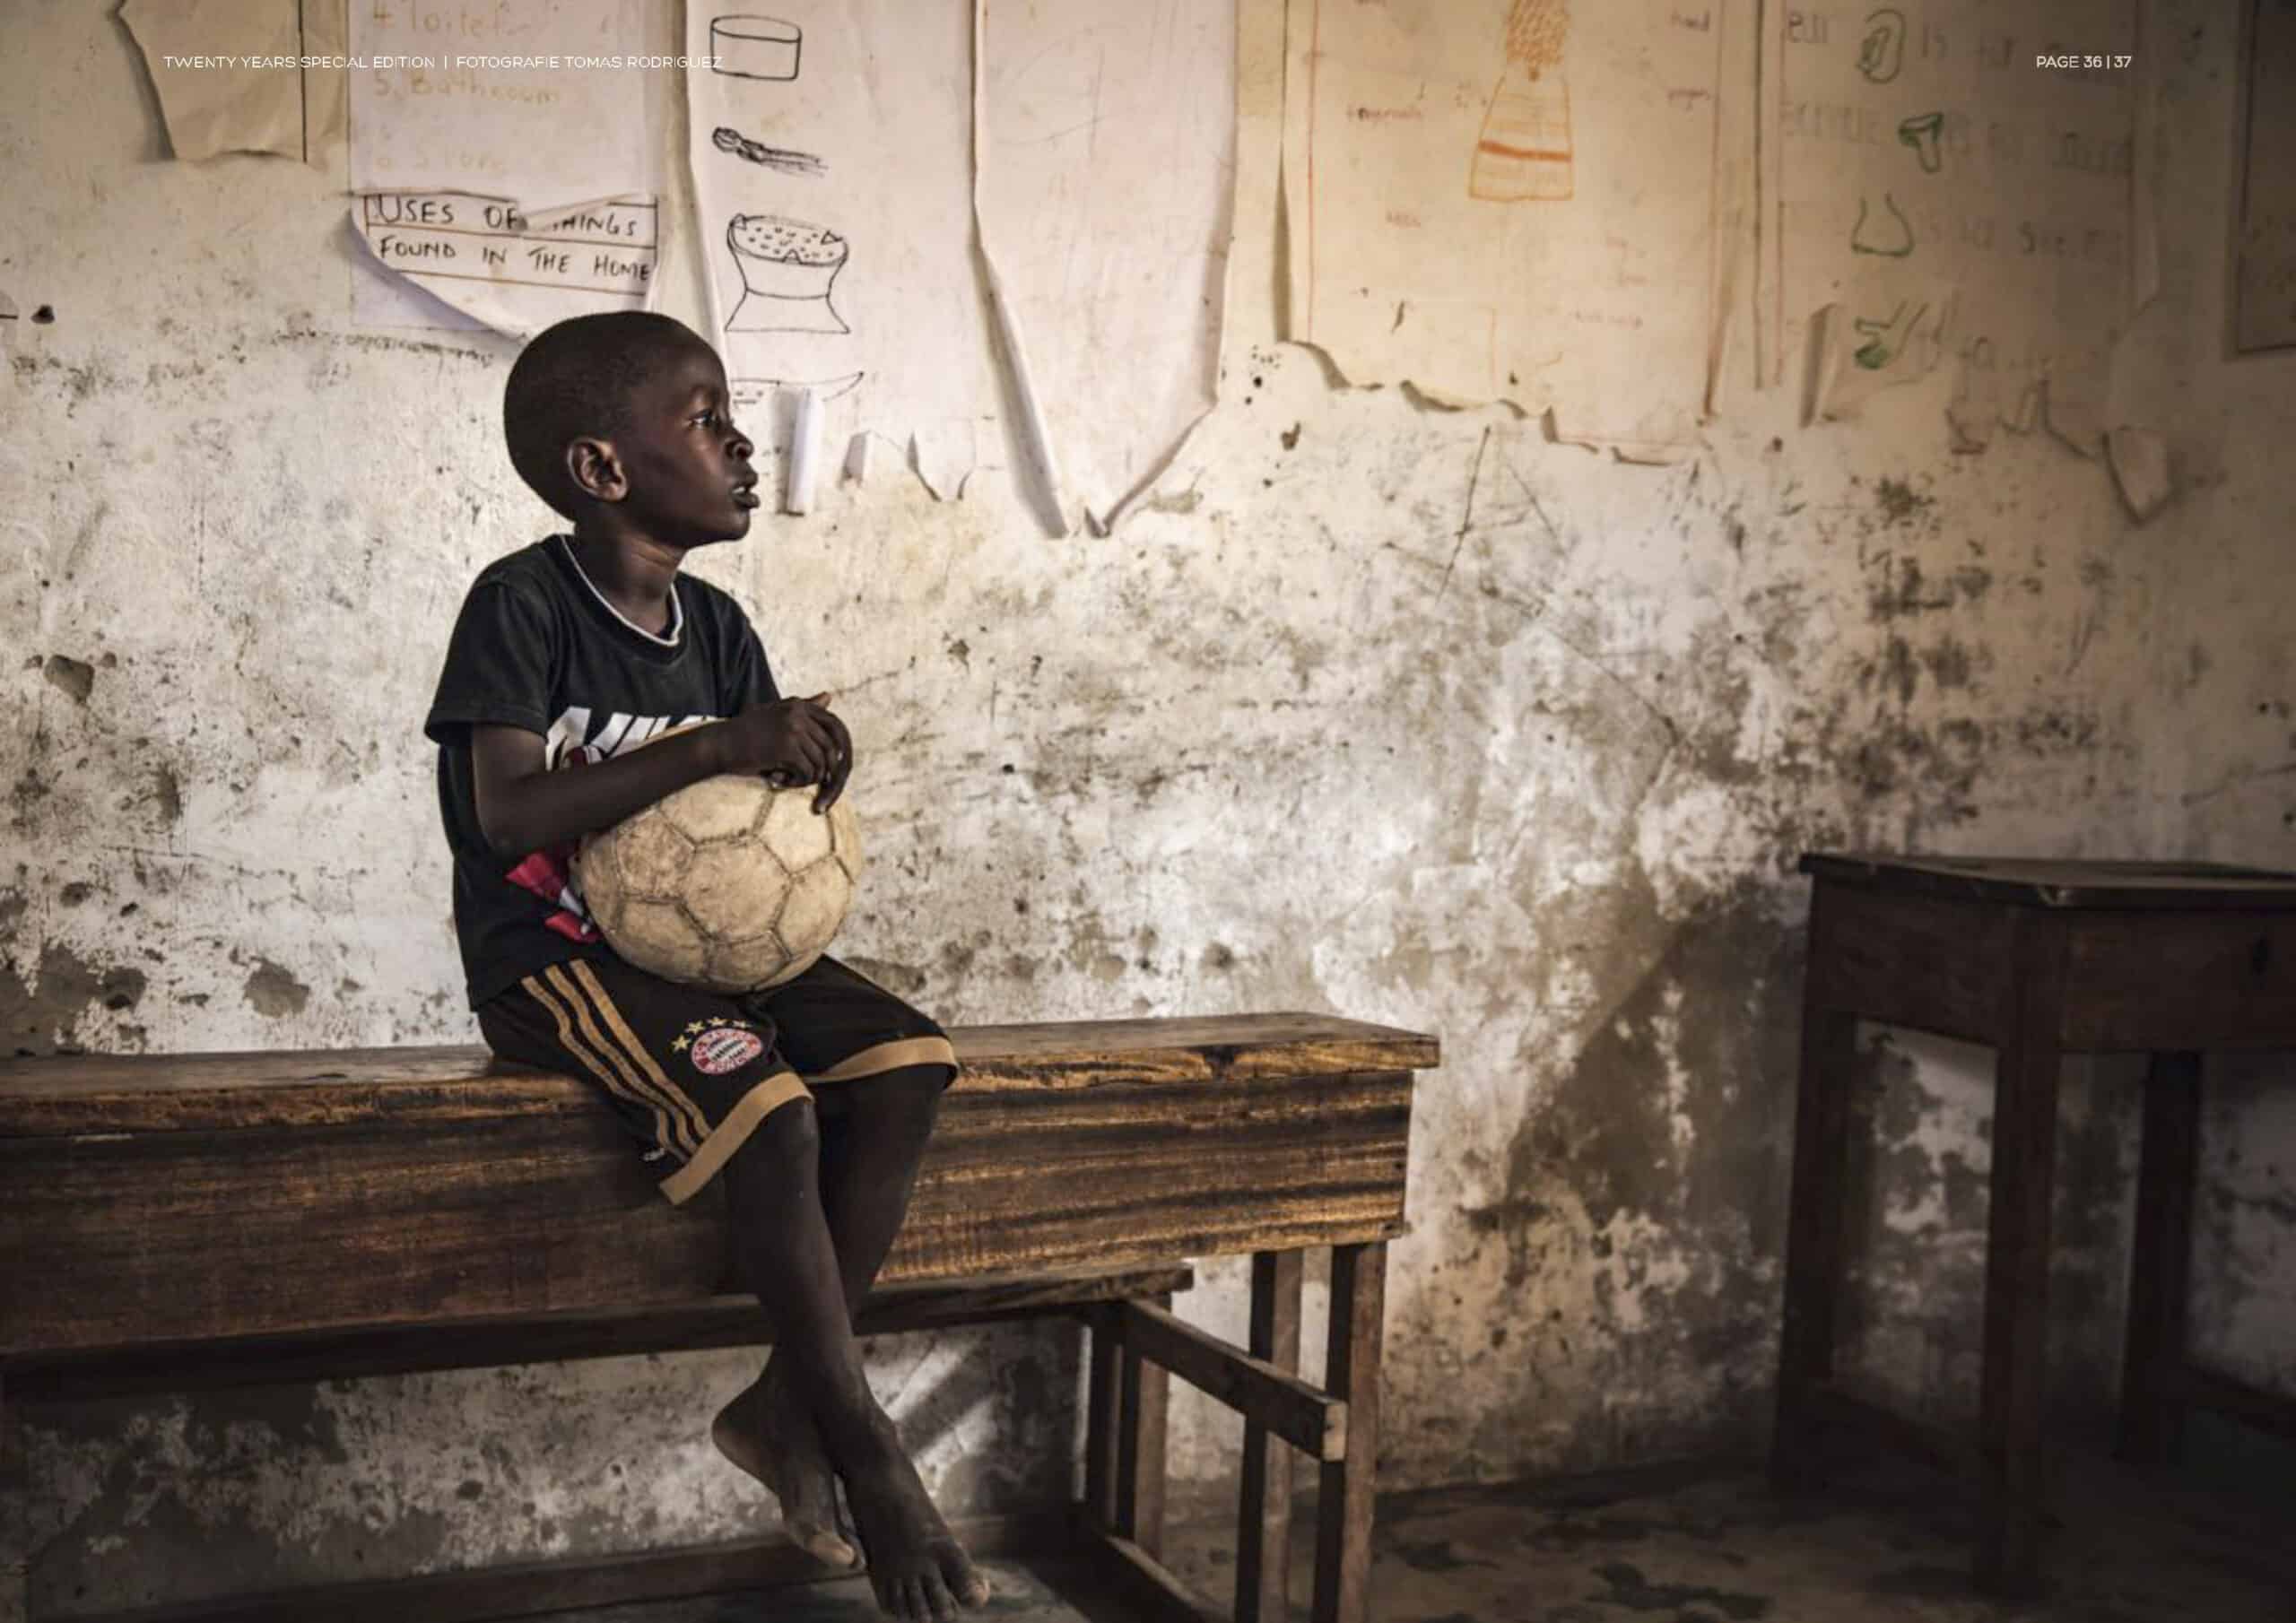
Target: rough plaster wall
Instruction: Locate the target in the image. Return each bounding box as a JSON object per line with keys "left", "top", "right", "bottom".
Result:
{"left": 2, "top": 0, "right": 2289, "bottom": 1607}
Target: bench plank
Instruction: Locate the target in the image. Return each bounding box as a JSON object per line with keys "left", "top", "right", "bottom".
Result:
{"left": 5, "top": 1265, "right": 1196, "bottom": 1400}
{"left": 0, "top": 1012, "right": 1439, "bottom": 1138}
{"left": 1, "top": 1070, "right": 1413, "bottom": 1357}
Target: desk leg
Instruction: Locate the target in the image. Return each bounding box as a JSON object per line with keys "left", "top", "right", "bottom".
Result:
{"left": 2118, "top": 1050, "right": 2202, "bottom": 1466}
{"left": 1, "top": 1376, "right": 25, "bottom": 1623}
{"left": 1115, "top": 1291, "right": 1171, "bottom": 1558}
{"left": 1312, "top": 1241, "right": 1386, "bottom": 1623}
{"left": 1236, "top": 1251, "right": 1304, "bottom": 1623}
{"left": 1772, "top": 994, "right": 1859, "bottom": 1492}
{"left": 1976, "top": 916, "right": 2068, "bottom": 1600}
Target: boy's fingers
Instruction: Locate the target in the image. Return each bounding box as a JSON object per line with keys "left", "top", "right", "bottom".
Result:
{"left": 815, "top": 750, "right": 849, "bottom": 813}
{"left": 819, "top": 707, "right": 854, "bottom": 768}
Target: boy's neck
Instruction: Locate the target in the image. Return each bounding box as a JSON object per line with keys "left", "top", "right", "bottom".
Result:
{"left": 564, "top": 526, "right": 688, "bottom": 638}
{"left": 566, "top": 525, "right": 685, "bottom": 624}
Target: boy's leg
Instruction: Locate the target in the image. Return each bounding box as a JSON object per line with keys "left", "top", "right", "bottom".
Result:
{"left": 478, "top": 959, "right": 980, "bottom": 1618}
{"left": 720, "top": 1099, "right": 987, "bottom": 1621}
{"left": 815, "top": 1063, "right": 948, "bottom": 1302}
{"left": 719, "top": 1065, "right": 950, "bottom": 1560}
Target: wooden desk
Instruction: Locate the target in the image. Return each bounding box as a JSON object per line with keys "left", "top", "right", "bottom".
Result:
{"left": 1772, "top": 855, "right": 2296, "bottom": 1597}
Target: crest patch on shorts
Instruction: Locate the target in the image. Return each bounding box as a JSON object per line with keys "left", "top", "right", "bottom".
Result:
{"left": 689, "top": 1025, "right": 765, "bottom": 1075}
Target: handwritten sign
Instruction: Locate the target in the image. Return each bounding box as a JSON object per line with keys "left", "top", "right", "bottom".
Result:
{"left": 1282, "top": 0, "right": 1727, "bottom": 454}
{"left": 1761, "top": 0, "right": 2140, "bottom": 435}
{"left": 352, "top": 192, "right": 655, "bottom": 331}
{"left": 348, "top": 0, "right": 656, "bottom": 332}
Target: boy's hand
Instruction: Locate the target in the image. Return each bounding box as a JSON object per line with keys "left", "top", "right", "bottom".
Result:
{"left": 719, "top": 693, "right": 853, "bottom": 812}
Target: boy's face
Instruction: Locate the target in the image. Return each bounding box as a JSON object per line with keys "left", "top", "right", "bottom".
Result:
{"left": 592, "top": 343, "right": 759, "bottom": 546}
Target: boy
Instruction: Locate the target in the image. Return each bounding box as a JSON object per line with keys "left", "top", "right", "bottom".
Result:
{"left": 424, "top": 311, "right": 988, "bottom": 1622}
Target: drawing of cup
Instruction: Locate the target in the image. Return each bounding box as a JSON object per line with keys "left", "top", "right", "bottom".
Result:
{"left": 711, "top": 15, "right": 801, "bottom": 81}
{"left": 726, "top": 214, "right": 850, "bottom": 334}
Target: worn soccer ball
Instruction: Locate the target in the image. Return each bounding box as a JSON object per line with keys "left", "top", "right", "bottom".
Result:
{"left": 576, "top": 777, "right": 863, "bottom": 993}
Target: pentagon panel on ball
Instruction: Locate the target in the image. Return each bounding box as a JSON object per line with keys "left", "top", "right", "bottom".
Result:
{"left": 576, "top": 777, "right": 864, "bottom": 994}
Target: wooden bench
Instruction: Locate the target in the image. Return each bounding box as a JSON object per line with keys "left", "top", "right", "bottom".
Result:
{"left": 0, "top": 1011, "right": 1439, "bottom": 1623}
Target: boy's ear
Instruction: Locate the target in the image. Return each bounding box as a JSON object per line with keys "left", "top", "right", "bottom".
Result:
{"left": 566, "top": 436, "right": 629, "bottom": 505}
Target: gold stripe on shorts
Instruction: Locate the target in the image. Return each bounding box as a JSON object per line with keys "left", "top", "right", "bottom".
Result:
{"left": 542, "top": 963, "right": 708, "bottom": 1158}
{"left": 659, "top": 1069, "right": 812, "bottom": 1206}
{"left": 566, "top": 959, "right": 717, "bottom": 1155}
{"left": 804, "top": 1034, "right": 961, "bottom": 1086}
{"left": 521, "top": 971, "right": 689, "bottom": 1157}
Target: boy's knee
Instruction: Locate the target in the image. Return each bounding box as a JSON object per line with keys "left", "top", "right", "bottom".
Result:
{"left": 737, "top": 1088, "right": 822, "bottom": 1164}
{"left": 857, "top": 1063, "right": 948, "bottom": 1138}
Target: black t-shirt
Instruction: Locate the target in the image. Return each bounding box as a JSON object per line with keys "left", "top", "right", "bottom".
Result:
{"left": 424, "top": 536, "right": 779, "bottom": 1008}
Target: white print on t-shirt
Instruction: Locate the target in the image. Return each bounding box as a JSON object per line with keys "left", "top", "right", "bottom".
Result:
{"left": 507, "top": 706, "right": 720, "bottom": 941}
{"left": 543, "top": 707, "right": 718, "bottom": 772}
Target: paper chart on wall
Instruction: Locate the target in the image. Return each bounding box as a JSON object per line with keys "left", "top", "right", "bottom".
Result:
{"left": 121, "top": 0, "right": 305, "bottom": 161}
{"left": 1282, "top": 0, "right": 1727, "bottom": 454}
{"left": 977, "top": 0, "right": 1236, "bottom": 530}
{"left": 686, "top": 2, "right": 996, "bottom": 498}
{"left": 1761, "top": 2, "right": 2143, "bottom": 447}
{"left": 347, "top": 0, "right": 657, "bottom": 334}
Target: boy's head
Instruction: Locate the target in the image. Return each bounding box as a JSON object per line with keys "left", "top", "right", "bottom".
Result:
{"left": 503, "top": 312, "right": 757, "bottom": 539}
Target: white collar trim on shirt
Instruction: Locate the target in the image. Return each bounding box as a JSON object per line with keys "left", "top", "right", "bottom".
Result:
{"left": 557, "top": 535, "right": 683, "bottom": 647}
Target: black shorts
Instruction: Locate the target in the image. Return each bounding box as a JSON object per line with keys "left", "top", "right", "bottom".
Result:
{"left": 478, "top": 952, "right": 958, "bottom": 1206}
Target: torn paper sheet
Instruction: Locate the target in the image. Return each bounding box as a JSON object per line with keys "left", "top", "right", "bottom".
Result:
{"left": 300, "top": 0, "right": 349, "bottom": 170}
{"left": 909, "top": 429, "right": 975, "bottom": 503}
{"left": 1282, "top": 0, "right": 1726, "bottom": 453}
{"left": 122, "top": 0, "right": 306, "bottom": 161}
{"left": 1946, "top": 341, "right": 2000, "bottom": 452}
{"left": 2233, "top": 0, "right": 2296, "bottom": 352}
{"left": 1803, "top": 293, "right": 1952, "bottom": 422}
{"left": 350, "top": 193, "right": 657, "bottom": 339}
{"left": 688, "top": 0, "right": 995, "bottom": 503}
{"left": 348, "top": 0, "right": 655, "bottom": 331}
{"left": 977, "top": 0, "right": 1236, "bottom": 531}
{"left": 970, "top": 0, "right": 1067, "bottom": 537}
{"left": 1760, "top": 1, "right": 2139, "bottom": 440}
{"left": 2107, "top": 425, "right": 2169, "bottom": 518}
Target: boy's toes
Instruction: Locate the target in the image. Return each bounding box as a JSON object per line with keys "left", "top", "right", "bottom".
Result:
{"left": 918, "top": 1570, "right": 959, "bottom": 1621}
{"left": 938, "top": 1545, "right": 991, "bottom": 1608}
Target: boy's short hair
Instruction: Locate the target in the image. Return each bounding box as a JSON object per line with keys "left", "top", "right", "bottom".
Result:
{"left": 503, "top": 311, "right": 711, "bottom": 519}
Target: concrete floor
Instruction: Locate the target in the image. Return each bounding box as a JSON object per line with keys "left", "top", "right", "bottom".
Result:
{"left": 535, "top": 1446, "right": 2295, "bottom": 1623}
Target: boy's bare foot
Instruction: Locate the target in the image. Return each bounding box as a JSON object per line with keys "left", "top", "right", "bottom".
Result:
{"left": 839, "top": 1412, "right": 992, "bottom": 1620}
{"left": 711, "top": 1367, "right": 857, "bottom": 1568}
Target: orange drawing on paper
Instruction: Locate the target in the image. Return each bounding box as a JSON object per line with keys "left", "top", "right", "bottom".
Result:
{"left": 1470, "top": 0, "right": 1573, "bottom": 202}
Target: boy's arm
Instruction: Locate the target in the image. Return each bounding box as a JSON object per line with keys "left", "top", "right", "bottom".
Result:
{"left": 471, "top": 695, "right": 851, "bottom": 860}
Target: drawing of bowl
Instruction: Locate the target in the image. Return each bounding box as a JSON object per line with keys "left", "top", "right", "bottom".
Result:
{"left": 726, "top": 214, "right": 850, "bottom": 334}
{"left": 712, "top": 15, "right": 801, "bottom": 81}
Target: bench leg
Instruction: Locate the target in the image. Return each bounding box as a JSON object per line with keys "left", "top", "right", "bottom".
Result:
{"left": 1085, "top": 1305, "right": 1122, "bottom": 1533}
{"left": 1312, "top": 1241, "right": 1386, "bottom": 1623}
{"left": 1975, "top": 917, "right": 2067, "bottom": 1600}
{"left": 1083, "top": 1294, "right": 1170, "bottom": 1558}
{"left": 2118, "top": 1050, "right": 2202, "bottom": 1466}
{"left": 1115, "top": 1292, "right": 1171, "bottom": 1558}
{"left": 1236, "top": 1250, "right": 1304, "bottom": 1623}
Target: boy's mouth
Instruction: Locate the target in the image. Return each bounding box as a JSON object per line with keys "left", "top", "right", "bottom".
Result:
{"left": 732, "top": 479, "right": 760, "bottom": 509}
